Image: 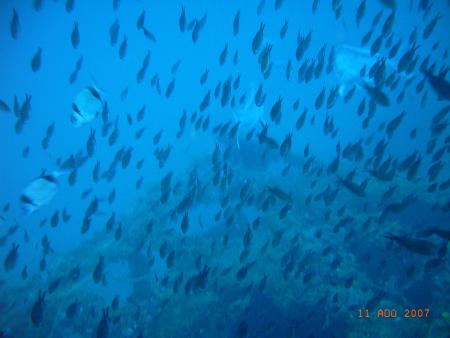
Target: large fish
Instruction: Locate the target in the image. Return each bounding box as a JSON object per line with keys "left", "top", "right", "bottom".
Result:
{"left": 334, "top": 45, "right": 406, "bottom": 96}
{"left": 71, "top": 86, "right": 103, "bottom": 127}
{"left": 232, "top": 83, "right": 265, "bottom": 148}
{"left": 20, "top": 171, "right": 63, "bottom": 213}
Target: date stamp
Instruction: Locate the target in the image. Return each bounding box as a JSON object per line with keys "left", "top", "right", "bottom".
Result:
{"left": 358, "top": 308, "right": 430, "bottom": 319}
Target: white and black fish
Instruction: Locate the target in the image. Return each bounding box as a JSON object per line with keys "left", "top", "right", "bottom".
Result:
{"left": 71, "top": 86, "right": 103, "bottom": 127}
{"left": 21, "top": 171, "right": 61, "bottom": 214}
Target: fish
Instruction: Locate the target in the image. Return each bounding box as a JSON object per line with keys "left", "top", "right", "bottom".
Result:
{"left": 119, "top": 36, "right": 127, "bottom": 59}
{"left": 0, "top": 99, "right": 11, "bottom": 113}
{"left": 179, "top": 6, "right": 186, "bottom": 32}
{"left": 165, "top": 78, "right": 175, "bottom": 98}
{"left": 233, "top": 11, "right": 240, "bottom": 36}
{"left": 31, "top": 290, "right": 46, "bottom": 326}
{"left": 267, "top": 186, "right": 292, "bottom": 203}
{"left": 86, "top": 129, "right": 96, "bottom": 156}
{"left": 115, "top": 223, "right": 122, "bottom": 240}
{"left": 71, "top": 21, "right": 80, "bottom": 48}
{"left": 65, "top": 0, "right": 74, "bottom": 13}
{"left": 111, "top": 296, "right": 119, "bottom": 311}
{"left": 422, "top": 68, "right": 450, "bottom": 101}
{"left": 137, "top": 10, "right": 145, "bottom": 30}
{"left": 109, "top": 20, "right": 120, "bottom": 46}
{"left": 334, "top": 45, "right": 402, "bottom": 97}
{"left": 338, "top": 175, "right": 368, "bottom": 197}
{"left": 31, "top": 47, "right": 42, "bottom": 72}
{"left": 252, "top": 23, "right": 265, "bottom": 54}
{"left": 66, "top": 301, "right": 80, "bottom": 319}
{"left": 142, "top": 27, "right": 156, "bottom": 42}
{"left": 22, "top": 265, "right": 28, "bottom": 280}
{"left": 96, "top": 308, "right": 110, "bottom": 338}
{"left": 4, "top": 243, "right": 19, "bottom": 271}
{"left": 71, "top": 86, "right": 103, "bottom": 127}
{"left": 356, "top": 0, "right": 366, "bottom": 26}
{"left": 10, "top": 9, "right": 19, "bottom": 40}
{"left": 360, "top": 82, "right": 390, "bottom": 106}
{"left": 48, "top": 277, "right": 62, "bottom": 294}
{"left": 21, "top": 171, "right": 60, "bottom": 213}
{"left": 378, "top": 0, "right": 396, "bottom": 9}
{"left": 113, "top": 0, "right": 120, "bottom": 11}
{"left": 181, "top": 212, "right": 189, "bottom": 234}
{"left": 233, "top": 84, "right": 265, "bottom": 147}
{"left": 219, "top": 44, "right": 228, "bottom": 65}
{"left": 423, "top": 14, "right": 442, "bottom": 40}
{"left": 384, "top": 233, "right": 436, "bottom": 255}
{"left": 93, "top": 256, "right": 104, "bottom": 284}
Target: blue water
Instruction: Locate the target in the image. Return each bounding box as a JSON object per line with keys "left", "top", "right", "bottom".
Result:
{"left": 1, "top": 0, "right": 449, "bottom": 337}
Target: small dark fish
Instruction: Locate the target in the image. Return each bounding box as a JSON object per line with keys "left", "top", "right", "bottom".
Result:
{"left": 66, "top": 301, "right": 80, "bottom": 318}
{"left": 137, "top": 10, "right": 145, "bottom": 30}
{"left": 48, "top": 277, "right": 62, "bottom": 294}
{"left": 22, "top": 265, "right": 28, "bottom": 280}
{"left": 109, "top": 20, "right": 120, "bottom": 46}
{"left": 179, "top": 6, "right": 186, "bottom": 32}
{"left": 111, "top": 296, "right": 119, "bottom": 311}
{"left": 10, "top": 9, "right": 19, "bottom": 40}
{"left": 108, "top": 189, "right": 116, "bottom": 204}
{"left": 96, "top": 308, "right": 110, "bottom": 338}
{"left": 62, "top": 207, "right": 71, "bottom": 222}
{"left": 4, "top": 243, "right": 19, "bottom": 271}
{"left": 31, "top": 48, "right": 42, "bottom": 72}
{"left": 136, "top": 105, "right": 146, "bottom": 122}
{"left": 50, "top": 210, "right": 59, "bottom": 227}
{"left": 119, "top": 36, "right": 127, "bottom": 59}
{"left": 252, "top": 23, "right": 265, "bottom": 54}
{"left": 219, "top": 43, "right": 228, "bottom": 66}
{"left": 117, "top": 88, "right": 127, "bottom": 103}
{"left": 0, "top": 99, "right": 11, "bottom": 113}
{"left": 113, "top": 0, "right": 120, "bottom": 11}
{"left": 86, "top": 129, "right": 96, "bottom": 157}
{"left": 356, "top": 0, "right": 366, "bottom": 26}
{"left": 166, "top": 250, "right": 175, "bottom": 268}
{"left": 270, "top": 96, "right": 282, "bottom": 124}
{"left": 361, "top": 82, "right": 390, "bottom": 106}
{"left": 142, "top": 27, "right": 156, "bottom": 42}
{"left": 279, "top": 20, "right": 288, "bottom": 40}
{"left": 93, "top": 256, "right": 104, "bottom": 284}
{"left": 153, "top": 129, "right": 163, "bottom": 145}
{"left": 233, "top": 11, "right": 240, "bottom": 36}
{"left": 381, "top": 10, "right": 395, "bottom": 37}
{"left": 200, "top": 69, "right": 209, "bottom": 85}
{"left": 71, "top": 21, "right": 80, "bottom": 49}
{"left": 378, "top": 0, "right": 396, "bottom": 9}
{"left": 257, "top": 0, "right": 266, "bottom": 15}
{"left": 165, "top": 78, "right": 175, "bottom": 98}
{"left": 181, "top": 212, "right": 189, "bottom": 234}
{"left": 279, "top": 133, "right": 292, "bottom": 157}
{"left": 65, "top": 0, "right": 74, "bottom": 13}
{"left": 68, "top": 264, "right": 80, "bottom": 281}
{"left": 115, "top": 223, "right": 122, "bottom": 240}
{"left": 275, "top": 0, "right": 284, "bottom": 10}
{"left": 31, "top": 290, "right": 46, "bottom": 326}
{"left": 422, "top": 69, "right": 450, "bottom": 101}
{"left": 423, "top": 14, "right": 442, "bottom": 40}
{"left": 105, "top": 212, "right": 115, "bottom": 232}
